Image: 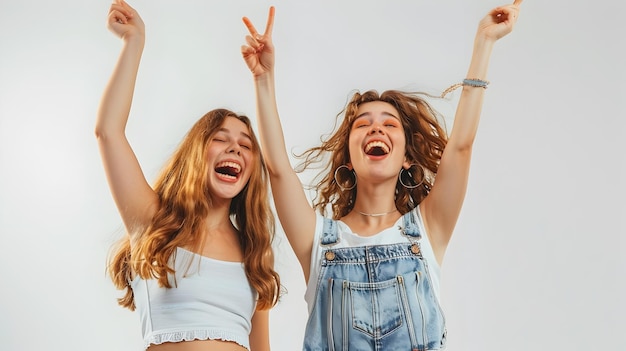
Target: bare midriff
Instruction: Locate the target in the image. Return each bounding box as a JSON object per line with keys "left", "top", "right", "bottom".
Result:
{"left": 147, "top": 339, "right": 248, "bottom": 351}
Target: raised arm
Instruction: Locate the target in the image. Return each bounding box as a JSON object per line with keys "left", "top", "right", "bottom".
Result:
{"left": 421, "top": 0, "right": 523, "bottom": 262}
{"left": 96, "top": 0, "right": 157, "bottom": 235}
{"left": 241, "top": 8, "right": 317, "bottom": 278}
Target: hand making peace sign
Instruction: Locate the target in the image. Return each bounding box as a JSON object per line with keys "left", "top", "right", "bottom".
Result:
{"left": 241, "top": 7, "right": 276, "bottom": 77}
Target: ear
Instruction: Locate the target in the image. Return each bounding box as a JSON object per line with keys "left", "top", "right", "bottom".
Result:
{"left": 346, "top": 162, "right": 353, "bottom": 170}
{"left": 402, "top": 159, "right": 411, "bottom": 170}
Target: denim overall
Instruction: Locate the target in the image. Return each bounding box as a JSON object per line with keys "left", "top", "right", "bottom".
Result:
{"left": 302, "top": 212, "right": 447, "bottom": 351}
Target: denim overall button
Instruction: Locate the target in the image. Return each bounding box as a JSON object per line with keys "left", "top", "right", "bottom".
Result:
{"left": 325, "top": 251, "right": 336, "bottom": 261}
{"left": 410, "top": 243, "right": 420, "bottom": 255}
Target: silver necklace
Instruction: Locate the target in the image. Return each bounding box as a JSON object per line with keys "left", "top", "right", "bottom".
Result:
{"left": 356, "top": 209, "right": 397, "bottom": 217}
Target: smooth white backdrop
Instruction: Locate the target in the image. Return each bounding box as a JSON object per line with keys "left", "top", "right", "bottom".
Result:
{"left": 1, "top": 1, "right": 624, "bottom": 350}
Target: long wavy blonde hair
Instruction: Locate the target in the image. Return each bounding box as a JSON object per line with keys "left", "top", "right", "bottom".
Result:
{"left": 298, "top": 90, "right": 448, "bottom": 219}
{"left": 108, "top": 109, "right": 280, "bottom": 311}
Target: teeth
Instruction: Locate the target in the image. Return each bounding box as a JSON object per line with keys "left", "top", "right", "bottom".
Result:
{"left": 364, "top": 141, "right": 389, "bottom": 154}
{"left": 216, "top": 161, "right": 241, "bottom": 173}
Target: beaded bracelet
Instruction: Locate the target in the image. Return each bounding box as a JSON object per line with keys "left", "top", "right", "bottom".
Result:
{"left": 462, "top": 78, "right": 490, "bottom": 88}
{"left": 440, "top": 78, "right": 490, "bottom": 98}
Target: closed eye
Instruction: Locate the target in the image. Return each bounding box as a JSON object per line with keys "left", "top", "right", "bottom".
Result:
{"left": 384, "top": 119, "right": 400, "bottom": 128}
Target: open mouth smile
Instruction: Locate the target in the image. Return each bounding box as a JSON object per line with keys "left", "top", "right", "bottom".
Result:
{"left": 364, "top": 141, "right": 390, "bottom": 156}
{"left": 215, "top": 161, "right": 242, "bottom": 180}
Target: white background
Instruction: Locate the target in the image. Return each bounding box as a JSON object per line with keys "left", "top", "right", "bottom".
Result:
{"left": 1, "top": 0, "right": 625, "bottom": 350}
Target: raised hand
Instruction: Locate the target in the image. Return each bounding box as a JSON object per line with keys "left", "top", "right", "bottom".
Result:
{"left": 477, "top": 0, "right": 522, "bottom": 41}
{"left": 106, "top": 0, "right": 145, "bottom": 41}
{"left": 241, "top": 7, "right": 275, "bottom": 77}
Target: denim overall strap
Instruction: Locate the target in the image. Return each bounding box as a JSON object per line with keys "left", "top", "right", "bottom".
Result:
{"left": 401, "top": 210, "right": 422, "bottom": 240}
{"left": 321, "top": 218, "right": 339, "bottom": 246}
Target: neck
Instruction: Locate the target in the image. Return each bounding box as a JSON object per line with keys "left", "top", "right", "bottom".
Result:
{"left": 350, "top": 180, "right": 399, "bottom": 217}
{"left": 203, "top": 202, "right": 233, "bottom": 230}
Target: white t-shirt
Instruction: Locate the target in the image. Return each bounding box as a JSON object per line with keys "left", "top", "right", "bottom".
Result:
{"left": 304, "top": 206, "right": 441, "bottom": 314}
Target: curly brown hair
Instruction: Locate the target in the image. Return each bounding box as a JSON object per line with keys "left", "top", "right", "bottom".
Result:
{"left": 297, "top": 90, "right": 448, "bottom": 219}
{"left": 107, "top": 109, "right": 280, "bottom": 311}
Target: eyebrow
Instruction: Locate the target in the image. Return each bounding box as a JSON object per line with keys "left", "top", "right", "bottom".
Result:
{"left": 355, "top": 111, "right": 399, "bottom": 120}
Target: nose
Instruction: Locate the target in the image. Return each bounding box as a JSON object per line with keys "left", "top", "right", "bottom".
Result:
{"left": 369, "top": 125, "right": 384, "bottom": 135}
{"left": 227, "top": 143, "right": 241, "bottom": 156}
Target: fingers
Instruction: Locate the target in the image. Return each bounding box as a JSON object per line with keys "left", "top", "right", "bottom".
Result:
{"left": 505, "top": 3, "right": 521, "bottom": 21}
{"left": 109, "top": 1, "right": 133, "bottom": 24}
{"left": 108, "top": 10, "right": 128, "bottom": 25}
{"left": 241, "top": 44, "right": 257, "bottom": 58}
{"left": 264, "top": 6, "right": 275, "bottom": 37}
{"left": 513, "top": 0, "right": 523, "bottom": 6}
{"left": 244, "top": 34, "right": 265, "bottom": 53}
{"left": 242, "top": 6, "right": 275, "bottom": 40}
{"left": 121, "top": 0, "right": 138, "bottom": 14}
{"left": 491, "top": 2, "right": 520, "bottom": 23}
{"left": 242, "top": 16, "right": 260, "bottom": 39}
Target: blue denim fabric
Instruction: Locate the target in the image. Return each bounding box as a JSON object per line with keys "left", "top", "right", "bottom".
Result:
{"left": 303, "top": 212, "right": 446, "bottom": 351}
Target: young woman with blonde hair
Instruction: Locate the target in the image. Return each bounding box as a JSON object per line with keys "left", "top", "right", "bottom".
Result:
{"left": 97, "top": 1, "right": 279, "bottom": 350}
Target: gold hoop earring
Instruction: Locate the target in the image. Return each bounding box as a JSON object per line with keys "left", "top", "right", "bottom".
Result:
{"left": 398, "top": 164, "right": 425, "bottom": 189}
{"left": 334, "top": 165, "right": 357, "bottom": 191}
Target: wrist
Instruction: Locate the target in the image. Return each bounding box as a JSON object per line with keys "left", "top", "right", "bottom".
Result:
{"left": 253, "top": 71, "right": 275, "bottom": 83}
{"left": 473, "top": 34, "right": 496, "bottom": 52}
{"left": 122, "top": 32, "right": 145, "bottom": 48}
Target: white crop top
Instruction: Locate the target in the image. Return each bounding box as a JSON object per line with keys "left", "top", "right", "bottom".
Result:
{"left": 130, "top": 247, "right": 257, "bottom": 350}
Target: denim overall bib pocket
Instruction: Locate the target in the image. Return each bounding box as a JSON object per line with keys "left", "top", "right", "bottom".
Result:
{"left": 302, "top": 212, "right": 447, "bottom": 351}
